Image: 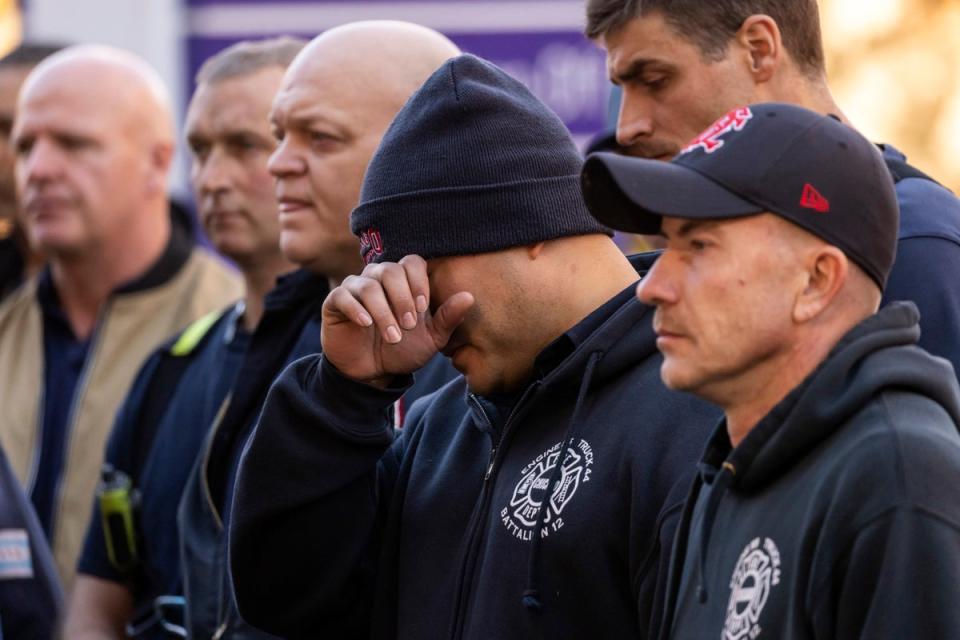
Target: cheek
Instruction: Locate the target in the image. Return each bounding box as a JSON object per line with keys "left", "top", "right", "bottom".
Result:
{"left": 245, "top": 172, "right": 280, "bottom": 214}
{"left": 711, "top": 279, "right": 793, "bottom": 355}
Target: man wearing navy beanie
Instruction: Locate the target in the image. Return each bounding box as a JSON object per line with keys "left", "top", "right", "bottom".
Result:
{"left": 230, "top": 54, "right": 718, "bottom": 639}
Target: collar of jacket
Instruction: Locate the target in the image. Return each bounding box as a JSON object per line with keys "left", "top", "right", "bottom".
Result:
{"left": 263, "top": 268, "right": 330, "bottom": 312}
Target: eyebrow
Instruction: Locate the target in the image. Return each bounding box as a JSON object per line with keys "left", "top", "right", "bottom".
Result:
{"left": 662, "top": 219, "right": 720, "bottom": 239}
{"left": 609, "top": 57, "right": 667, "bottom": 85}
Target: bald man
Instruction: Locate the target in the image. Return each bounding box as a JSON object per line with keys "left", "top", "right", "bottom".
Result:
{"left": 0, "top": 45, "right": 241, "bottom": 591}
{"left": 164, "top": 22, "right": 459, "bottom": 638}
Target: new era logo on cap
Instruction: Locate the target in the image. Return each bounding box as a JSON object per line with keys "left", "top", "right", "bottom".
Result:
{"left": 681, "top": 106, "right": 753, "bottom": 155}
{"left": 800, "top": 183, "right": 830, "bottom": 213}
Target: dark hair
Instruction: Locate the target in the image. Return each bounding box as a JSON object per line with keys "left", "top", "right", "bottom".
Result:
{"left": 195, "top": 36, "right": 307, "bottom": 85}
{"left": 0, "top": 42, "right": 66, "bottom": 68}
{"left": 584, "top": 0, "right": 825, "bottom": 75}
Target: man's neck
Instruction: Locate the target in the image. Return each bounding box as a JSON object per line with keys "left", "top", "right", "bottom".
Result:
{"left": 239, "top": 253, "right": 295, "bottom": 331}
{"left": 722, "top": 330, "right": 838, "bottom": 447}
{"left": 757, "top": 71, "right": 850, "bottom": 125}
{"left": 512, "top": 236, "right": 639, "bottom": 384}
{"left": 550, "top": 236, "right": 640, "bottom": 335}
{"left": 50, "top": 212, "right": 170, "bottom": 340}
{"left": 16, "top": 231, "right": 45, "bottom": 278}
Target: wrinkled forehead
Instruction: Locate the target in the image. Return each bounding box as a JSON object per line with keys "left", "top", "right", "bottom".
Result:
{"left": 190, "top": 69, "right": 282, "bottom": 127}
{"left": 270, "top": 76, "right": 395, "bottom": 140}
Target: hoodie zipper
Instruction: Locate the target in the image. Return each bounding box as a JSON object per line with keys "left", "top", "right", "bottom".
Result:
{"left": 199, "top": 394, "right": 233, "bottom": 531}
{"left": 448, "top": 382, "right": 541, "bottom": 640}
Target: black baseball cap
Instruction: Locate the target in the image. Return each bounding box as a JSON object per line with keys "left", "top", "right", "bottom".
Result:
{"left": 581, "top": 103, "right": 899, "bottom": 289}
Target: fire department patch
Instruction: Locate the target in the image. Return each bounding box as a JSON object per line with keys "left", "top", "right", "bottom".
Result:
{"left": 500, "top": 438, "right": 594, "bottom": 541}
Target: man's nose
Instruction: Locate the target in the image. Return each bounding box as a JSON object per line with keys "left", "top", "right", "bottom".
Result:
{"left": 267, "top": 138, "right": 305, "bottom": 178}
{"left": 195, "top": 148, "right": 231, "bottom": 196}
{"left": 616, "top": 92, "right": 655, "bottom": 149}
{"left": 636, "top": 250, "right": 678, "bottom": 306}
{"left": 21, "top": 137, "right": 64, "bottom": 183}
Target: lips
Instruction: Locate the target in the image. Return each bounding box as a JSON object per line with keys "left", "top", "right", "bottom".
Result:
{"left": 441, "top": 340, "right": 466, "bottom": 358}
{"left": 23, "top": 195, "right": 71, "bottom": 217}
{"left": 276, "top": 195, "right": 312, "bottom": 213}
{"left": 205, "top": 209, "right": 241, "bottom": 221}
{"left": 652, "top": 314, "right": 687, "bottom": 345}
{"left": 440, "top": 329, "right": 469, "bottom": 358}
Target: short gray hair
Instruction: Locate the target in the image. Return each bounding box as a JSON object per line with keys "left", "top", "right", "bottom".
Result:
{"left": 195, "top": 36, "right": 307, "bottom": 84}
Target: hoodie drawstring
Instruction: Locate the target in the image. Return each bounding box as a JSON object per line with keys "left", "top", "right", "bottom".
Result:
{"left": 695, "top": 461, "right": 735, "bottom": 604}
{"left": 521, "top": 352, "right": 602, "bottom": 613}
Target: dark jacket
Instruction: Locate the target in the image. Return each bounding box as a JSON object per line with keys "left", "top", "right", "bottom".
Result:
{"left": 230, "top": 261, "right": 720, "bottom": 640}
{"left": 881, "top": 145, "right": 960, "bottom": 377}
{"left": 663, "top": 302, "right": 960, "bottom": 639}
{"left": 178, "top": 269, "right": 458, "bottom": 639}
{"left": 179, "top": 268, "right": 327, "bottom": 639}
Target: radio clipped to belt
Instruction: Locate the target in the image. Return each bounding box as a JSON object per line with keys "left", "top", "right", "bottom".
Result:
{"left": 96, "top": 463, "right": 142, "bottom": 574}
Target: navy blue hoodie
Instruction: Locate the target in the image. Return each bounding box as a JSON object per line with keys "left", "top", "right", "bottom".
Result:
{"left": 230, "top": 259, "right": 720, "bottom": 640}
{"left": 663, "top": 302, "right": 960, "bottom": 639}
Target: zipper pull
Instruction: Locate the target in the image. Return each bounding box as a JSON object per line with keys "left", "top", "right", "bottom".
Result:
{"left": 484, "top": 447, "right": 497, "bottom": 481}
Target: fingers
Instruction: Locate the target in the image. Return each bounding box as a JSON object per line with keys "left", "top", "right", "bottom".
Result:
{"left": 323, "top": 285, "right": 374, "bottom": 328}
{"left": 399, "top": 255, "right": 430, "bottom": 314}
{"left": 379, "top": 262, "right": 418, "bottom": 331}
{"left": 326, "top": 257, "right": 429, "bottom": 345}
{"left": 431, "top": 291, "right": 475, "bottom": 347}
{"left": 348, "top": 274, "right": 405, "bottom": 343}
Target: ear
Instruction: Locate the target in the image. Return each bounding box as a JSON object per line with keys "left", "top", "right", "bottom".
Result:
{"left": 525, "top": 242, "right": 546, "bottom": 260}
{"left": 734, "top": 15, "right": 782, "bottom": 84}
{"left": 144, "top": 142, "right": 174, "bottom": 197}
{"left": 793, "top": 246, "right": 848, "bottom": 323}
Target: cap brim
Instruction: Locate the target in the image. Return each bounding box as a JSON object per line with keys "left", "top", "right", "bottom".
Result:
{"left": 581, "top": 152, "right": 764, "bottom": 234}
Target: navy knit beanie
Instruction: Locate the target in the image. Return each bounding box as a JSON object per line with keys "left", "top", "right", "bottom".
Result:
{"left": 351, "top": 54, "right": 611, "bottom": 265}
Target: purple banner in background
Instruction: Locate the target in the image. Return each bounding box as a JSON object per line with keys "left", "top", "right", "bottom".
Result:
{"left": 186, "top": 0, "right": 612, "bottom": 142}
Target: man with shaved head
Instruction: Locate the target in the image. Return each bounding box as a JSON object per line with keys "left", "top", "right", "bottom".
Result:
{"left": 165, "top": 22, "right": 459, "bottom": 638}
{"left": 0, "top": 45, "right": 241, "bottom": 591}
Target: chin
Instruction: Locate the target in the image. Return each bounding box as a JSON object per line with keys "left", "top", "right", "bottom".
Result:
{"left": 31, "top": 231, "right": 83, "bottom": 256}
{"left": 279, "top": 235, "right": 317, "bottom": 266}
{"left": 659, "top": 361, "right": 699, "bottom": 393}
{"left": 456, "top": 358, "right": 490, "bottom": 396}
{"left": 464, "top": 377, "right": 496, "bottom": 397}
{"left": 210, "top": 234, "right": 253, "bottom": 257}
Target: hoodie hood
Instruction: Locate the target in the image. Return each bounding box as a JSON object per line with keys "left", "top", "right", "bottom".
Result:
{"left": 725, "top": 301, "right": 960, "bottom": 492}
{"left": 682, "top": 300, "right": 960, "bottom": 607}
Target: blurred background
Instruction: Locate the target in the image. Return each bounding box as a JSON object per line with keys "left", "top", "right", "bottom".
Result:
{"left": 4, "top": 0, "right": 958, "bottom": 200}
